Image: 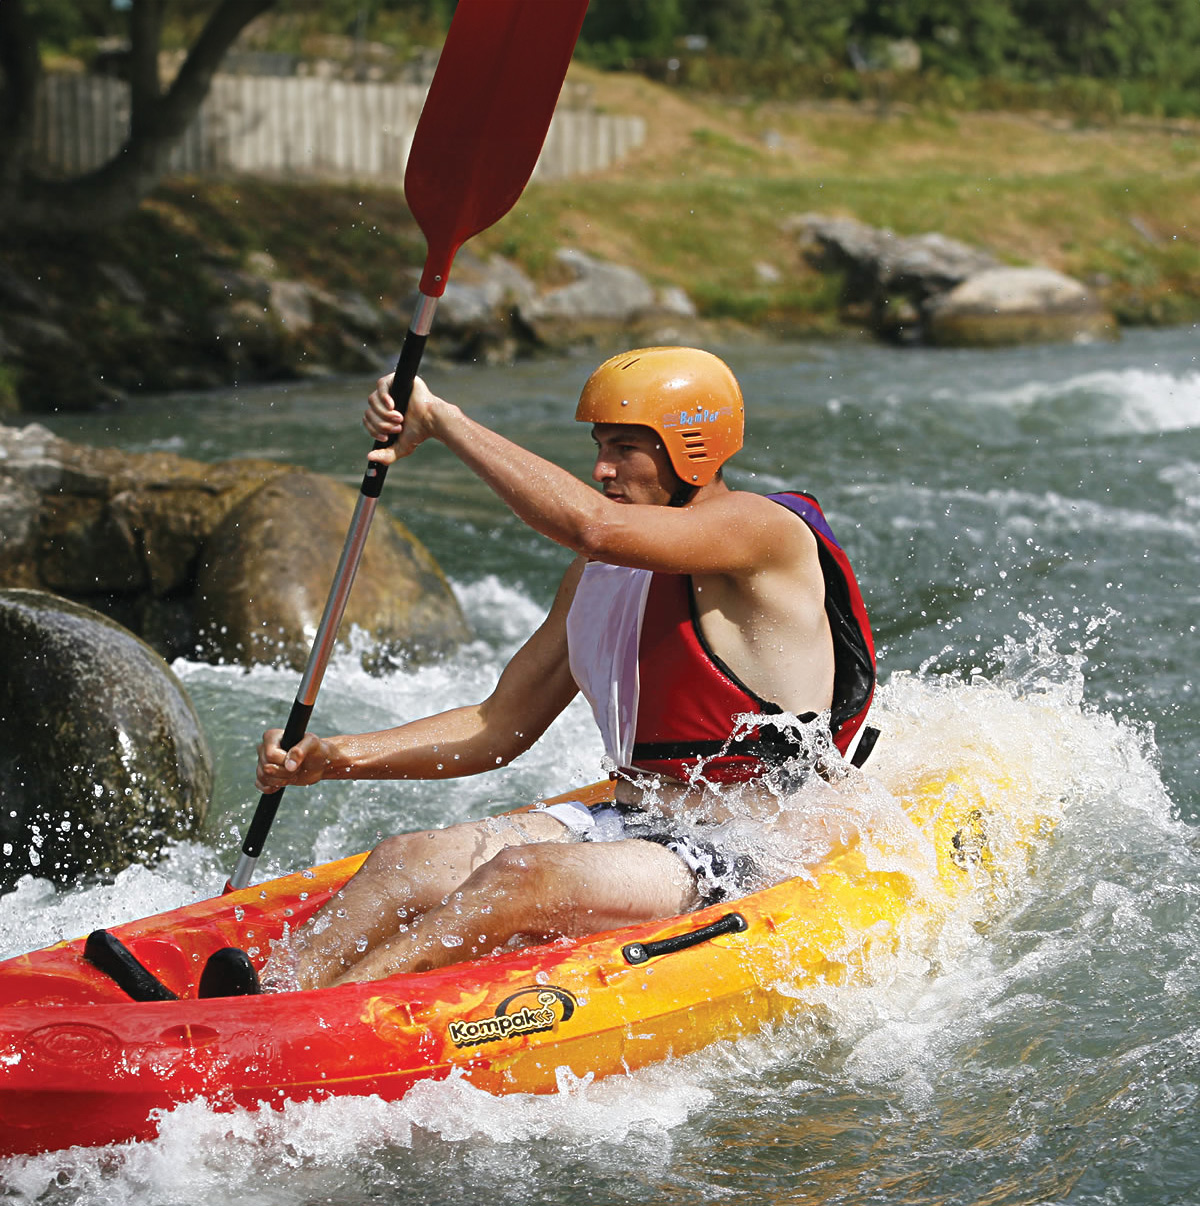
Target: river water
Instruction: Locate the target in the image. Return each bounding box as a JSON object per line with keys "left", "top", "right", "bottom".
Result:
{"left": 1, "top": 327, "right": 1197, "bottom": 1204}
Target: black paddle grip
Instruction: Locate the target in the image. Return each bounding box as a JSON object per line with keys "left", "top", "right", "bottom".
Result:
{"left": 242, "top": 699, "right": 314, "bottom": 858}
{"left": 362, "top": 326, "right": 428, "bottom": 499}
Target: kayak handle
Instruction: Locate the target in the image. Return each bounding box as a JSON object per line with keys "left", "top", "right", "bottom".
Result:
{"left": 622, "top": 911, "right": 748, "bottom": 965}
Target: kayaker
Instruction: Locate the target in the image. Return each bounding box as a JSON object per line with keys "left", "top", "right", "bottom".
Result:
{"left": 242, "top": 346, "right": 875, "bottom": 995}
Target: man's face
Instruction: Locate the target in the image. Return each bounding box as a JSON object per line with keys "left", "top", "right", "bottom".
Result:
{"left": 590, "top": 423, "right": 679, "bottom": 506}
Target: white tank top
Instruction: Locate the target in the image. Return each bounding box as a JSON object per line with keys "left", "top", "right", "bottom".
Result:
{"left": 565, "top": 562, "right": 652, "bottom": 767}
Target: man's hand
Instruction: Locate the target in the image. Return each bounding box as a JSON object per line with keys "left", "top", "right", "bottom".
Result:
{"left": 364, "top": 374, "right": 443, "bottom": 466}
{"left": 256, "top": 729, "right": 332, "bottom": 792}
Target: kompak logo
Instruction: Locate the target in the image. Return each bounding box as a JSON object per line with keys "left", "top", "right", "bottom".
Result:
{"left": 447, "top": 985, "right": 578, "bottom": 1048}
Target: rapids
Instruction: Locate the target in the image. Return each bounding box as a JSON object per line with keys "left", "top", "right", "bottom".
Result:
{"left": 1, "top": 327, "right": 1197, "bottom": 1204}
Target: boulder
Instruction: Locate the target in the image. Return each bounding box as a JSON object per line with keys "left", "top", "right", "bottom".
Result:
{"left": 201, "top": 253, "right": 391, "bottom": 380}
{"left": 925, "top": 267, "right": 1117, "bottom": 347}
{"left": 0, "top": 423, "right": 289, "bottom": 656}
{"left": 414, "top": 250, "right": 540, "bottom": 364}
{"left": 0, "top": 589, "right": 212, "bottom": 889}
{"left": 525, "top": 249, "right": 658, "bottom": 324}
{"left": 518, "top": 249, "right": 699, "bottom": 347}
{"left": 195, "top": 471, "right": 471, "bottom": 670}
{"left": 0, "top": 424, "right": 469, "bottom": 667}
{"left": 788, "top": 213, "right": 1000, "bottom": 341}
{"left": 787, "top": 213, "right": 1115, "bottom": 345}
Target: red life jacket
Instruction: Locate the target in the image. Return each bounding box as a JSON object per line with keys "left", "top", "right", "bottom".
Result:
{"left": 629, "top": 491, "right": 877, "bottom": 783}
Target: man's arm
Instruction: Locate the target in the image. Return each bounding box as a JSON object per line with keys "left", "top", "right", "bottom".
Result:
{"left": 365, "top": 376, "right": 808, "bottom": 578}
{"left": 256, "top": 560, "right": 584, "bottom": 791}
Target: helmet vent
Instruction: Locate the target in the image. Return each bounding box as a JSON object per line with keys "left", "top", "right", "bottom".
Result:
{"left": 679, "top": 427, "right": 709, "bottom": 461}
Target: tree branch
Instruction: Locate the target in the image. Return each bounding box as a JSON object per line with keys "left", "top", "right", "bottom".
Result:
{"left": 153, "top": 0, "right": 276, "bottom": 141}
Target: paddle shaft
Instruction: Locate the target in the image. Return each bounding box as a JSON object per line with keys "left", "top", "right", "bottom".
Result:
{"left": 224, "top": 0, "right": 589, "bottom": 893}
{"left": 226, "top": 297, "right": 436, "bottom": 893}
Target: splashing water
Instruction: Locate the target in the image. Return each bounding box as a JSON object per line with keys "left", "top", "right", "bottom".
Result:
{"left": 4, "top": 330, "right": 1198, "bottom": 1204}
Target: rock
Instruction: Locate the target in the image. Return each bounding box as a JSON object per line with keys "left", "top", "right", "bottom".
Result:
{"left": 438, "top": 279, "right": 505, "bottom": 329}
{"left": 788, "top": 213, "right": 1114, "bottom": 345}
{"left": 518, "top": 249, "right": 699, "bottom": 349}
{"left": 0, "top": 423, "right": 282, "bottom": 607}
{"left": 657, "top": 286, "right": 699, "bottom": 317}
{"left": 194, "top": 471, "right": 471, "bottom": 670}
{"left": 0, "top": 424, "right": 463, "bottom": 663}
{"left": 790, "top": 213, "right": 998, "bottom": 308}
{"left": 0, "top": 589, "right": 212, "bottom": 889}
{"left": 97, "top": 262, "right": 147, "bottom": 306}
{"left": 203, "top": 257, "right": 391, "bottom": 378}
{"left": 267, "top": 279, "right": 315, "bottom": 332}
{"left": 393, "top": 250, "right": 540, "bottom": 364}
{"left": 325, "top": 288, "right": 385, "bottom": 336}
{"left": 524, "top": 249, "right": 657, "bottom": 326}
{"left": 926, "top": 267, "right": 1117, "bottom": 346}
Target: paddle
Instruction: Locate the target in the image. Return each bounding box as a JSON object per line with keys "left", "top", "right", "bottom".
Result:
{"left": 226, "top": 0, "right": 590, "bottom": 893}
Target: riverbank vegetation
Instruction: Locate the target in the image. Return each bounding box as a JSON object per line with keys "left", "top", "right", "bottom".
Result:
{"left": 2, "top": 1, "right": 1197, "bottom": 414}
{"left": 32, "top": 0, "right": 1200, "bottom": 122}
{"left": 475, "top": 65, "right": 1200, "bottom": 332}
{"left": 2, "top": 62, "right": 1197, "bottom": 416}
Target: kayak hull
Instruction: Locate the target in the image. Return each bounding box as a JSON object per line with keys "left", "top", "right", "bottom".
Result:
{"left": 0, "top": 772, "right": 1050, "bottom": 1156}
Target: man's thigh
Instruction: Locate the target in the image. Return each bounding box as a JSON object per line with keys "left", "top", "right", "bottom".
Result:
{"left": 509, "top": 836, "right": 698, "bottom": 935}
{"left": 368, "top": 808, "right": 573, "bottom": 895}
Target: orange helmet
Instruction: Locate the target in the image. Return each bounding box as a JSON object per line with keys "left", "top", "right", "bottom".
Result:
{"left": 575, "top": 347, "right": 744, "bottom": 487}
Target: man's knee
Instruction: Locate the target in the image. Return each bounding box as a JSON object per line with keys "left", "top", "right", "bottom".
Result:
{"left": 364, "top": 831, "right": 426, "bottom": 874}
{"left": 464, "top": 843, "right": 573, "bottom": 907}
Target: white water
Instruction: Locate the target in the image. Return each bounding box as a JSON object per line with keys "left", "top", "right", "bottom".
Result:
{"left": 4, "top": 328, "right": 1198, "bottom": 1204}
{"left": 2, "top": 603, "right": 1188, "bottom": 1205}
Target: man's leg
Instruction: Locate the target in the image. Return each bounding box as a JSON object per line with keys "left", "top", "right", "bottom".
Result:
{"left": 332, "top": 837, "right": 698, "bottom": 985}
{"left": 289, "top": 810, "right": 572, "bottom": 990}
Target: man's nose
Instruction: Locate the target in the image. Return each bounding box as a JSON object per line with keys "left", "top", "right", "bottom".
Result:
{"left": 592, "top": 456, "right": 616, "bottom": 481}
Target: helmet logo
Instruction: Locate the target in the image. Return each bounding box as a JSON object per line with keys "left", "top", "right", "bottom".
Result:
{"left": 660, "top": 407, "right": 733, "bottom": 429}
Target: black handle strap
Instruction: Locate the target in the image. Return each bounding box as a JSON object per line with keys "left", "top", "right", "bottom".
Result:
{"left": 622, "top": 911, "right": 748, "bottom": 965}
{"left": 83, "top": 929, "right": 178, "bottom": 1002}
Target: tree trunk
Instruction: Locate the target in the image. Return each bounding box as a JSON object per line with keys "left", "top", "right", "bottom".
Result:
{"left": 0, "top": 0, "right": 41, "bottom": 196}
{"left": 0, "top": 0, "right": 275, "bottom": 234}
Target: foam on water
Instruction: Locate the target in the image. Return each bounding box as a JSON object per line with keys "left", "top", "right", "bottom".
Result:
{"left": 938, "top": 365, "right": 1200, "bottom": 435}
{"left": 2, "top": 592, "right": 1194, "bottom": 1203}
{"left": 1, "top": 1066, "right": 712, "bottom": 1205}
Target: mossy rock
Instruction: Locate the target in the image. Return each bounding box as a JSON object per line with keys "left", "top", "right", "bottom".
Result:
{"left": 0, "top": 589, "right": 213, "bottom": 889}
{"left": 194, "top": 471, "right": 471, "bottom": 670}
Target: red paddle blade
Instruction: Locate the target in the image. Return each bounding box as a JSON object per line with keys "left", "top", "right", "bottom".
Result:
{"left": 404, "top": 0, "right": 589, "bottom": 297}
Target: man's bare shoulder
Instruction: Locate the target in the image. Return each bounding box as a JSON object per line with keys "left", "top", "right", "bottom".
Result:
{"left": 695, "top": 487, "right": 814, "bottom": 534}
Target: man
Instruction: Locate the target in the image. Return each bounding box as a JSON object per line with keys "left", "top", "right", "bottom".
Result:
{"left": 246, "top": 347, "right": 875, "bottom": 994}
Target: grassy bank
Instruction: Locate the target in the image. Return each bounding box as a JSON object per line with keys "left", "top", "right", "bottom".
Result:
{"left": 184, "top": 66, "right": 1199, "bottom": 331}
{"left": 469, "top": 67, "right": 1200, "bottom": 330}
{"left": 4, "top": 69, "right": 1199, "bottom": 414}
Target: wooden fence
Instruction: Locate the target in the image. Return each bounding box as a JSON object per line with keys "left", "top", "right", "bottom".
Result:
{"left": 32, "top": 73, "right": 646, "bottom": 185}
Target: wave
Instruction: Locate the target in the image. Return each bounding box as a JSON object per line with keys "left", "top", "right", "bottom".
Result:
{"left": 1, "top": 602, "right": 1194, "bottom": 1205}
{"left": 946, "top": 366, "right": 1200, "bottom": 435}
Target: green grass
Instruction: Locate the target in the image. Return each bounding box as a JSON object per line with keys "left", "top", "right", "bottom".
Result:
{"left": 9, "top": 79, "right": 1199, "bottom": 381}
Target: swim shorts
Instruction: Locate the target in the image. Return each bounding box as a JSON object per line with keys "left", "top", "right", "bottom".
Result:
{"left": 537, "top": 798, "right": 763, "bottom": 908}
